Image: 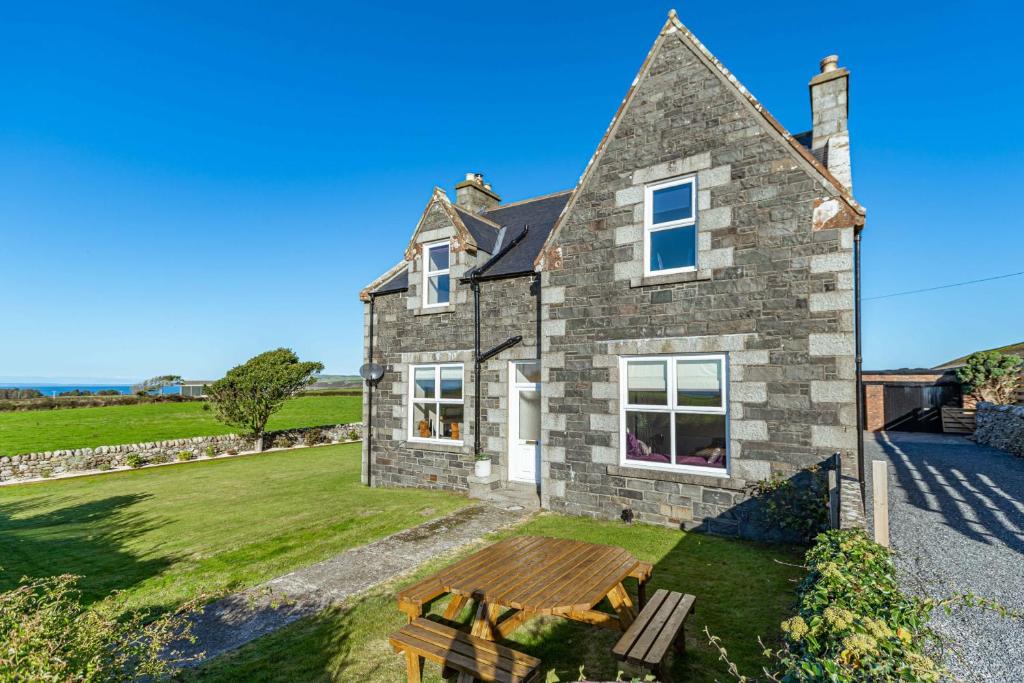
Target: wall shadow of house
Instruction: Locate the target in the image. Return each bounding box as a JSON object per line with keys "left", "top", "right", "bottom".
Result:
{"left": 872, "top": 432, "right": 1024, "bottom": 556}
{"left": 0, "top": 493, "right": 175, "bottom": 605}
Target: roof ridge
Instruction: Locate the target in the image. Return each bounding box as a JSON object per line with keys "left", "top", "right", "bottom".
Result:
{"left": 485, "top": 189, "right": 573, "bottom": 212}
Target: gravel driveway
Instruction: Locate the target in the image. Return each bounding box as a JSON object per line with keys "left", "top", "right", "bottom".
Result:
{"left": 865, "top": 431, "right": 1024, "bottom": 681}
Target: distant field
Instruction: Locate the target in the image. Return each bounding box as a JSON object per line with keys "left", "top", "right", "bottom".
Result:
{"left": 0, "top": 395, "right": 361, "bottom": 456}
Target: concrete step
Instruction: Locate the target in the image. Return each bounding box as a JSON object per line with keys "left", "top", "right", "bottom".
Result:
{"left": 471, "top": 481, "right": 541, "bottom": 512}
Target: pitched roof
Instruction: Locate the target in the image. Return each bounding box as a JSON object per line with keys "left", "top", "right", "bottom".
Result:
{"left": 372, "top": 267, "right": 408, "bottom": 295}
{"left": 453, "top": 206, "right": 501, "bottom": 254}
{"left": 474, "top": 191, "right": 572, "bottom": 278}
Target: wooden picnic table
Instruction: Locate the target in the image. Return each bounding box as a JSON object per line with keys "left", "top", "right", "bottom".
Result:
{"left": 397, "top": 536, "right": 651, "bottom": 643}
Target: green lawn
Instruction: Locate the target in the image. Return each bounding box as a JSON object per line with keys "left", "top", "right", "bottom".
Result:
{"left": 0, "top": 395, "right": 361, "bottom": 456}
{"left": 189, "top": 515, "right": 804, "bottom": 683}
{"left": 0, "top": 442, "right": 467, "bottom": 615}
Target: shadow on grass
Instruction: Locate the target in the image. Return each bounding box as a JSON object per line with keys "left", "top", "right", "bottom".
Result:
{"left": 184, "top": 518, "right": 801, "bottom": 683}
{"left": 0, "top": 493, "right": 175, "bottom": 605}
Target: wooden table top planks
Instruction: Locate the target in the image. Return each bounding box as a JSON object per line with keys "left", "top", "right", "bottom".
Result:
{"left": 427, "top": 535, "right": 643, "bottom": 616}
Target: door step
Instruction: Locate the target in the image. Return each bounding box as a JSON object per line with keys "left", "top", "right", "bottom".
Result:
{"left": 468, "top": 478, "right": 541, "bottom": 511}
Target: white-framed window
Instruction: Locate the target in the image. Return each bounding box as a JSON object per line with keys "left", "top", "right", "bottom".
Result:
{"left": 423, "top": 241, "right": 451, "bottom": 307}
{"left": 619, "top": 354, "right": 728, "bottom": 474}
{"left": 644, "top": 176, "right": 697, "bottom": 276}
{"left": 409, "top": 363, "right": 464, "bottom": 444}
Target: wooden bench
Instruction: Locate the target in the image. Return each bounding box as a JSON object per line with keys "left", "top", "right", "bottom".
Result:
{"left": 612, "top": 589, "right": 695, "bottom": 681}
{"left": 396, "top": 577, "right": 448, "bottom": 621}
{"left": 389, "top": 617, "right": 542, "bottom": 683}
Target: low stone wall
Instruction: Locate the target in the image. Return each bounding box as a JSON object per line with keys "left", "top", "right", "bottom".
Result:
{"left": 975, "top": 403, "right": 1024, "bottom": 457}
{"left": 0, "top": 423, "right": 364, "bottom": 483}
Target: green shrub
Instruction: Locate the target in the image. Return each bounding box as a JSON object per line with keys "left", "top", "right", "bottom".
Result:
{"left": 750, "top": 467, "right": 829, "bottom": 544}
{"left": 125, "top": 454, "right": 143, "bottom": 469}
{"left": 97, "top": 463, "right": 111, "bottom": 471}
{"left": 270, "top": 434, "right": 295, "bottom": 449}
{"left": 347, "top": 428, "right": 359, "bottom": 441}
{"left": 39, "top": 468, "right": 53, "bottom": 479}
{"left": 769, "top": 530, "right": 940, "bottom": 681}
{"left": 0, "top": 574, "right": 195, "bottom": 681}
{"left": 302, "top": 428, "right": 324, "bottom": 447}
{"left": 205, "top": 444, "right": 217, "bottom": 457}
{"left": 956, "top": 350, "right": 1023, "bottom": 404}
{"left": 177, "top": 450, "right": 193, "bottom": 462}
{"left": 149, "top": 454, "right": 170, "bottom": 465}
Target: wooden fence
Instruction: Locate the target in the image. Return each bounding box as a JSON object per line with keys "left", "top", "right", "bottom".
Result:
{"left": 941, "top": 406, "right": 976, "bottom": 434}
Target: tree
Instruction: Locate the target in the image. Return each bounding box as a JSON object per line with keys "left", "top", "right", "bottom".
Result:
{"left": 956, "top": 351, "right": 1024, "bottom": 405}
{"left": 206, "top": 348, "right": 323, "bottom": 450}
{"left": 134, "top": 375, "right": 182, "bottom": 396}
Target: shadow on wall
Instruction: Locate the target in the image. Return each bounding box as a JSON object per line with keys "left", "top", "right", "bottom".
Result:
{"left": 873, "top": 432, "right": 1024, "bottom": 556}
{"left": 0, "top": 493, "right": 175, "bottom": 604}
{"left": 688, "top": 456, "right": 834, "bottom": 545}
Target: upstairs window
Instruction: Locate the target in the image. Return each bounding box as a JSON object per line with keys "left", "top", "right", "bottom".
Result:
{"left": 620, "top": 354, "right": 728, "bottom": 473}
{"left": 424, "top": 242, "right": 450, "bottom": 307}
{"left": 409, "top": 363, "right": 464, "bottom": 443}
{"left": 644, "top": 177, "right": 697, "bottom": 275}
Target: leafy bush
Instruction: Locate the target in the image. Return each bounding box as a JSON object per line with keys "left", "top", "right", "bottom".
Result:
{"left": 149, "top": 454, "right": 170, "bottom": 465}
{"left": 97, "top": 463, "right": 111, "bottom": 471}
{"left": 39, "top": 468, "right": 53, "bottom": 478}
{"left": 765, "top": 529, "right": 941, "bottom": 681}
{"left": 347, "top": 428, "right": 359, "bottom": 441}
{"left": 270, "top": 434, "right": 295, "bottom": 449}
{"left": 749, "top": 467, "right": 829, "bottom": 544}
{"left": 303, "top": 428, "right": 324, "bottom": 447}
{"left": 205, "top": 444, "right": 217, "bottom": 458}
{"left": 177, "top": 450, "right": 194, "bottom": 462}
{"left": 125, "top": 454, "right": 143, "bottom": 469}
{"left": 957, "top": 351, "right": 1023, "bottom": 404}
{"left": 0, "top": 574, "right": 194, "bottom": 681}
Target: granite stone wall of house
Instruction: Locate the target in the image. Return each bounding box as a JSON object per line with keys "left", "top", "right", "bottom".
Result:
{"left": 362, "top": 200, "right": 541, "bottom": 492}
{"left": 0, "top": 423, "right": 363, "bottom": 483}
{"left": 538, "top": 27, "right": 859, "bottom": 537}
{"left": 974, "top": 402, "right": 1024, "bottom": 457}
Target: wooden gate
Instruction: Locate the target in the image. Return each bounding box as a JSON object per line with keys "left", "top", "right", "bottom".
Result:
{"left": 883, "top": 384, "right": 960, "bottom": 432}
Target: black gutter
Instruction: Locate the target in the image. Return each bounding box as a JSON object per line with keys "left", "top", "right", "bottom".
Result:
{"left": 854, "top": 229, "right": 865, "bottom": 500}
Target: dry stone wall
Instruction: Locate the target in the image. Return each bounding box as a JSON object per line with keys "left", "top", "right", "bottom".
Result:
{"left": 0, "top": 423, "right": 363, "bottom": 483}
{"left": 974, "top": 403, "right": 1024, "bottom": 457}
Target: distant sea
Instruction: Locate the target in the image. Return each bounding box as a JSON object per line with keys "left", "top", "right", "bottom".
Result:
{"left": 0, "top": 384, "right": 179, "bottom": 397}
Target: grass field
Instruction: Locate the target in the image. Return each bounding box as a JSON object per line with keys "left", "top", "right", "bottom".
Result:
{"left": 0, "top": 442, "right": 467, "bottom": 615}
{"left": 0, "top": 395, "right": 361, "bottom": 456}
{"left": 189, "top": 514, "right": 803, "bottom": 682}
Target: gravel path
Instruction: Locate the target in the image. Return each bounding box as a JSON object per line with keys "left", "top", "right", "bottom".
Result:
{"left": 865, "top": 431, "right": 1024, "bottom": 681}
{"left": 167, "top": 503, "right": 531, "bottom": 667}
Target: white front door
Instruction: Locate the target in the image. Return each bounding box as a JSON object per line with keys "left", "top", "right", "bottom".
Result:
{"left": 508, "top": 360, "right": 541, "bottom": 484}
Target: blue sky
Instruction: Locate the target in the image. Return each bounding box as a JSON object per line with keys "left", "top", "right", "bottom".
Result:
{"left": 1, "top": 1, "right": 1021, "bottom": 381}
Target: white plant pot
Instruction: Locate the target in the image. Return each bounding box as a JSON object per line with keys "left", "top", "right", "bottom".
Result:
{"left": 474, "top": 458, "right": 492, "bottom": 478}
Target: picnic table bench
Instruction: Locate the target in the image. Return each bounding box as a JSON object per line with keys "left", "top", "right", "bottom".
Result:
{"left": 612, "top": 588, "right": 696, "bottom": 681}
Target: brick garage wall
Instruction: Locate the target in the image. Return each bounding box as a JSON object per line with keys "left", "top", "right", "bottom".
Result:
{"left": 363, "top": 201, "right": 541, "bottom": 492}
{"left": 0, "top": 423, "right": 363, "bottom": 484}
{"left": 539, "top": 28, "right": 858, "bottom": 537}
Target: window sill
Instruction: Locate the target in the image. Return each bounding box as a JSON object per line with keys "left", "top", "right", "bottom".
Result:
{"left": 415, "top": 306, "right": 452, "bottom": 317}
{"left": 630, "top": 270, "right": 711, "bottom": 288}
{"left": 607, "top": 463, "right": 745, "bottom": 490}
{"left": 405, "top": 438, "right": 469, "bottom": 453}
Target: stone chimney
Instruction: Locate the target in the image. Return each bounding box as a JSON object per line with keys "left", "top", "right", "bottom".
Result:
{"left": 455, "top": 172, "right": 501, "bottom": 213}
{"left": 809, "top": 55, "right": 852, "bottom": 192}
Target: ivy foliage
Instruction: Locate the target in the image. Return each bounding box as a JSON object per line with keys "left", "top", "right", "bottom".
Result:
{"left": 750, "top": 467, "right": 830, "bottom": 544}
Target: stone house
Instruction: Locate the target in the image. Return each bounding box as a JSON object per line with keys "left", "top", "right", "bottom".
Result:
{"left": 359, "top": 11, "right": 865, "bottom": 535}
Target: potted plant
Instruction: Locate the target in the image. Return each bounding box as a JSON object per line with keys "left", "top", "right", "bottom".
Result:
{"left": 474, "top": 452, "right": 491, "bottom": 478}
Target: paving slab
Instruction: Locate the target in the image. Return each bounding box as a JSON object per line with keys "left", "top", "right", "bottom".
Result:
{"left": 168, "top": 503, "right": 531, "bottom": 667}
{"left": 865, "top": 431, "right": 1024, "bottom": 682}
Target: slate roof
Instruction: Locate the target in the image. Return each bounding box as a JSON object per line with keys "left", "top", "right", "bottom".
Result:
{"left": 371, "top": 189, "right": 571, "bottom": 294}
{"left": 453, "top": 206, "right": 500, "bottom": 254}
{"left": 793, "top": 130, "right": 828, "bottom": 167}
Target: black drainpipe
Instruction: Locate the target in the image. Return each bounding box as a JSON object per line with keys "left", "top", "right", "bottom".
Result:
{"left": 465, "top": 226, "right": 530, "bottom": 457}
{"left": 366, "top": 293, "right": 376, "bottom": 488}
{"left": 533, "top": 272, "right": 542, "bottom": 362}
{"left": 854, "top": 228, "right": 865, "bottom": 499}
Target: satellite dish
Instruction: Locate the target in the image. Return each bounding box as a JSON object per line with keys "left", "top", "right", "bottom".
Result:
{"left": 359, "top": 362, "right": 385, "bottom": 383}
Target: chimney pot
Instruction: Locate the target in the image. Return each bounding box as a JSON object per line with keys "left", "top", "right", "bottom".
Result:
{"left": 465, "top": 172, "right": 476, "bottom": 181}
{"left": 820, "top": 55, "right": 839, "bottom": 73}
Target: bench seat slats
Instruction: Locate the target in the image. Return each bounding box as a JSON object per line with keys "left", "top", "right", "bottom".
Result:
{"left": 626, "top": 590, "right": 683, "bottom": 664}
{"left": 643, "top": 593, "right": 695, "bottom": 666}
{"left": 611, "top": 588, "right": 669, "bottom": 658}
{"left": 612, "top": 589, "right": 696, "bottom": 676}
{"left": 389, "top": 618, "right": 540, "bottom": 683}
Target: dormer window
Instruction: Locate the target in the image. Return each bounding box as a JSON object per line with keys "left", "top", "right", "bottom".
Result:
{"left": 644, "top": 177, "right": 697, "bottom": 275}
{"left": 423, "top": 241, "right": 450, "bottom": 307}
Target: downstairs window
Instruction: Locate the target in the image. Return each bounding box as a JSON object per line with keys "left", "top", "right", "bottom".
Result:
{"left": 620, "top": 354, "right": 728, "bottom": 472}
{"left": 409, "top": 363, "right": 464, "bottom": 443}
